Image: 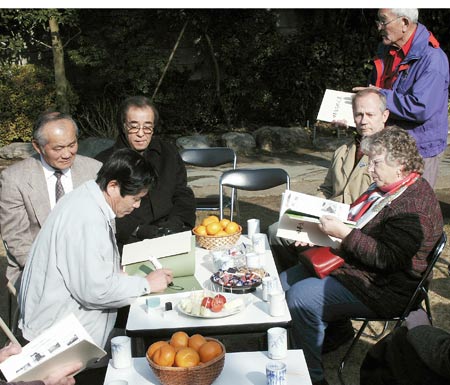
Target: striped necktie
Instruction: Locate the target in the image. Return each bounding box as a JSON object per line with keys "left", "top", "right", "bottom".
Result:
{"left": 54, "top": 170, "right": 65, "bottom": 202}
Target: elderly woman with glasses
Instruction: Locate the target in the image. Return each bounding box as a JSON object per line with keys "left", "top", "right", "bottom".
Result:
{"left": 280, "top": 126, "right": 443, "bottom": 385}
{"left": 96, "top": 96, "right": 196, "bottom": 251}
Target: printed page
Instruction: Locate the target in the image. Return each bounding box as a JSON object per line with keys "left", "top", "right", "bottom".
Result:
{"left": 316, "top": 89, "right": 356, "bottom": 127}
{"left": 0, "top": 314, "right": 106, "bottom": 382}
{"left": 280, "top": 190, "right": 352, "bottom": 223}
{"left": 277, "top": 211, "right": 342, "bottom": 248}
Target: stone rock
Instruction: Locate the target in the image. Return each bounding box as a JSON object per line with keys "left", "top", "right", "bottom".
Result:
{"left": 221, "top": 132, "right": 256, "bottom": 155}
{"left": 0, "top": 143, "right": 34, "bottom": 159}
{"left": 0, "top": 137, "right": 114, "bottom": 160}
{"left": 77, "top": 137, "right": 114, "bottom": 158}
{"left": 176, "top": 135, "right": 211, "bottom": 149}
{"left": 253, "top": 126, "right": 311, "bottom": 153}
{"left": 313, "top": 136, "right": 350, "bottom": 151}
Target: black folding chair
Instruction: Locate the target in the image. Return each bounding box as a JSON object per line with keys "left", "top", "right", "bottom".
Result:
{"left": 219, "top": 167, "right": 290, "bottom": 221}
{"left": 338, "top": 232, "right": 447, "bottom": 385}
{"left": 180, "top": 147, "right": 237, "bottom": 216}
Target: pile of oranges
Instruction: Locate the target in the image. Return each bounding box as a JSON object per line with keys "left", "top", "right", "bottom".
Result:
{"left": 147, "top": 331, "right": 223, "bottom": 368}
{"left": 193, "top": 215, "right": 240, "bottom": 237}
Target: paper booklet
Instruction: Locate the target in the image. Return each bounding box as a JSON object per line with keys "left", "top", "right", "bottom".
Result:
{"left": 0, "top": 313, "right": 106, "bottom": 382}
{"left": 276, "top": 190, "right": 356, "bottom": 248}
{"left": 122, "top": 232, "right": 202, "bottom": 293}
{"left": 316, "top": 89, "right": 356, "bottom": 128}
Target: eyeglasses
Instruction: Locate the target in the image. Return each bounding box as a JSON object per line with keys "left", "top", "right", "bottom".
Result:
{"left": 375, "top": 16, "right": 402, "bottom": 28}
{"left": 125, "top": 122, "right": 154, "bottom": 134}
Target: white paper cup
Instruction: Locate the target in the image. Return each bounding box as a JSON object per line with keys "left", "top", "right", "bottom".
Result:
{"left": 252, "top": 233, "right": 266, "bottom": 254}
{"left": 111, "top": 336, "right": 132, "bottom": 369}
{"left": 247, "top": 218, "right": 260, "bottom": 239}
{"left": 267, "top": 327, "right": 288, "bottom": 359}
{"left": 246, "top": 252, "right": 261, "bottom": 269}
{"left": 269, "top": 292, "right": 286, "bottom": 317}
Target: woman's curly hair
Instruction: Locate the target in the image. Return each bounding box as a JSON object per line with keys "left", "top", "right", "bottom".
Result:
{"left": 360, "top": 125, "right": 424, "bottom": 174}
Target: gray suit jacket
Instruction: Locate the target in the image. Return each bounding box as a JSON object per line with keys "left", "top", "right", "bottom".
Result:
{"left": 0, "top": 154, "right": 102, "bottom": 285}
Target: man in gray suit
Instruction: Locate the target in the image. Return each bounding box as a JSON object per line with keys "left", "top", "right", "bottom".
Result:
{"left": 0, "top": 112, "right": 102, "bottom": 288}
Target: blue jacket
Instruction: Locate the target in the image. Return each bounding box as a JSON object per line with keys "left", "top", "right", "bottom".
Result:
{"left": 370, "top": 23, "right": 449, "bottom": 158}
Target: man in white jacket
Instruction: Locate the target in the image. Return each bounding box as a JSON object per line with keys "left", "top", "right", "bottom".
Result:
{"left": 19, "top": 148, "right": 173, "bottom": 349}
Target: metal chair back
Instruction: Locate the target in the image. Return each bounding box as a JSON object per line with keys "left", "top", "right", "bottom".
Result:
{"left": 219, "top": 168, "right": 290, "bottom": 221}
{"left": 180, "top": 147, "right": 237, "bottom": 214}
{"left": 338, "top": 232, "right": 447, "bottom": 385}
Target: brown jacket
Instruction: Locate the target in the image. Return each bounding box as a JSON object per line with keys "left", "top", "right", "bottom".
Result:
{"left": 317, "top": 140, "right": 371, "bottom": 204}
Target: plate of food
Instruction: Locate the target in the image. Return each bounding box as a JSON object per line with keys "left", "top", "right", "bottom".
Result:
{"left": 177, "top": 291, "right": 247, "bottom": 318}
{"left": 210, "top": 267, "right": 269, "bottom": 294}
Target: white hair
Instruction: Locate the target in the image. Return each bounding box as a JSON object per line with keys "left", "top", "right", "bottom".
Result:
{"left": 391, "top": 9, "right": 419, "bottom": 24}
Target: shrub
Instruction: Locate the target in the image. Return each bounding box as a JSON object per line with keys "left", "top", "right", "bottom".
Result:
{"left": 0, "top": 64, "right": 56, "bottom": 147}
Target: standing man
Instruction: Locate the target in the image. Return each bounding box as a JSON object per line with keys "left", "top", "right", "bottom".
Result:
{"left": 354, "top": 8, "right": 449, "bottom": 187}
{"left": 96, "top": 96, "right": 196, "bottom": 251}
{"left": 269, "top": 89, "right": 390, "bottom": 273}
{"left": 0, "top": 112, "right": 102, "bottom": 288}
{"left": 19, "top": 149, "right": 173, "bottom": 349}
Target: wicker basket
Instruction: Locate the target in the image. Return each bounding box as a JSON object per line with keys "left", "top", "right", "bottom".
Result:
{"left": 147, "top": 338, "right": 226, "bottom": 385}
{"left": 193, "top": 226, "right": 242, "bottom": 250}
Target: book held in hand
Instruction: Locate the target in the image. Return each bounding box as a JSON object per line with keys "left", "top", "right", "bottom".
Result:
{"left": 276, "top": 190, "right": 356, "bottom": 248}
{"left": 0, "top": 313, "right": 106, "bottom": 382}
{"left": 316, "top": 89, "right": 356, "bottom": 127}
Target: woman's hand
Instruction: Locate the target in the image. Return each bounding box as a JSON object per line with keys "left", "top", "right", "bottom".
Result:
{"left": 319, "top": 215, "right": 352, "bottom": 240}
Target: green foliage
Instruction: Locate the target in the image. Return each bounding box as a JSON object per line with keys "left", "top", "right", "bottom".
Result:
{"left": 0, "top": 64, "right": 56, "bottom": 147}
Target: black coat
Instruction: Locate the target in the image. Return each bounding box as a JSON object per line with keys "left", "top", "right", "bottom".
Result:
{"left": 96, "top": 135, "right": 196, "bottom": 249}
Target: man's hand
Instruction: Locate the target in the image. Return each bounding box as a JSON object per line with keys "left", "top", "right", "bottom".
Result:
{"left": 0, "top": 342, "right": 22, "bottom": 363}
{"left": 352, "top": 85, "right": 381, "bottom": 92}
{"left": 405, "top": 309, "right": 431, "bottom": 330}
{"left": 146, "top": 268, "right": 173, "bottom": 293}
{"left": 42, "top": 361, "right": 83, "bottom": 385}
{"left": 319, "top": 215, "right": 352, "bottom": 240}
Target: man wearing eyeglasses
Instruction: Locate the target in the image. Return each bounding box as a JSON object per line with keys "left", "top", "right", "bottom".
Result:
{"left": 353, "top": 8, "right": 449, "bottom": 188}
{"left": 95, "top": 96, "right": 196, "bottom": 251}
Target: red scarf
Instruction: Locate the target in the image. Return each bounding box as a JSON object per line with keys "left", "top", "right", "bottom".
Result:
{"left": 348, "top": 172, "right": 420, "bottom": 221}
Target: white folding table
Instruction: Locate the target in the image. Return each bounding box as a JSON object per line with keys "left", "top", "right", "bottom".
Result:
{"left": 103, "top": 350, "right": 312, "bottom": 385}
{"left": 125, "top": 236, "right": 292, "bottom": 355}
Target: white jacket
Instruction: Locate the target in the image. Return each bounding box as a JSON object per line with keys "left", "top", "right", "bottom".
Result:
{"left": 19, "top": 180, "right": 150, "bottom": 348}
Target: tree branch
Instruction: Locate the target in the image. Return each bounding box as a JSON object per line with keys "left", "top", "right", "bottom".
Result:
{"left": 151, "top": 19, "right": 189, "bottom": 102}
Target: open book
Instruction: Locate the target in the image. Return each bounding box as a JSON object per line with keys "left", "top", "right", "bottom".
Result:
{"left": 0, "top": 313, "right": 106, "bottom": 382}
{"left": 316, "top": 89, "right": 356, "bottom": 127}
{"left": 122, "top": 231, "right": 202, "bottom": 293}
{"left": 276, "top": 190, "right": 356, "bottom": 247}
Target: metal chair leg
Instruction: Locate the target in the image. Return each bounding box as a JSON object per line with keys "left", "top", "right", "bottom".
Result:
{"left": 338, "top": 320, "right": 369, "bottom": 385}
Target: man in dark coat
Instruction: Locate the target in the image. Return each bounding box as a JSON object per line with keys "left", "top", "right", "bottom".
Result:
{"left": 96, "top": 96, "right": 196, "bottom": 252}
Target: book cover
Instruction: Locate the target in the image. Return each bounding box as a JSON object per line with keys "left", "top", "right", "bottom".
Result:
{"left": 0, "top": 314, "right": 106, "bottom": 382}
{"left": 317, "top": 89, "right": 356, "bottom": 127}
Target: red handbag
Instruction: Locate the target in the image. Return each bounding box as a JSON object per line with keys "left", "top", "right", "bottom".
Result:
{"left": 298, "top": 246, "right": 344, "bottom": 279}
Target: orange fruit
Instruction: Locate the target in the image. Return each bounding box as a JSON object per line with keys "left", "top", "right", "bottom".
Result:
{"left": 225, "top": 222, "right": 240, "bottom": 234}
{"left": 174, "top": 347, "right": 200, "bottom": 367}
{"left": 219, "top": 219, "right": 231, "bottom": 229}
{"left": 188, "top": 334, "right": 207, "bottom": 351}
{"left": 147, "top": 340, "right": 169, "bottom": 359}
{"left": 152, "top": 344, "right": 176, "bottom": 366}
{"left": 206, "top": 222, "right": 222, "bottom": 235}
{"left": 202, "top": 215, "right": 220, "bottom": 227}
{"left": 198, "top": 340, "right": 223, "bottom": 363}
{"left": 170, "top": 331, "right": 189, "bottom": 348}
{"left": 216, "top": 230, "right": 228, "bottom": 237}
{"left": 194, "top": 225, "right": 207, "bottom": 236}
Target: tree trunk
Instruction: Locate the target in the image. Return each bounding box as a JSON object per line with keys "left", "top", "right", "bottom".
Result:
{"left": 49, "top": 16, "right": 70, "bottom": 113}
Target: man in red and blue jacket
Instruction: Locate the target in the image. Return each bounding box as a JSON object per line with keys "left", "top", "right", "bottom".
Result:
{"left": 354, "top": 8, "right": 449, "bottom": 187}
